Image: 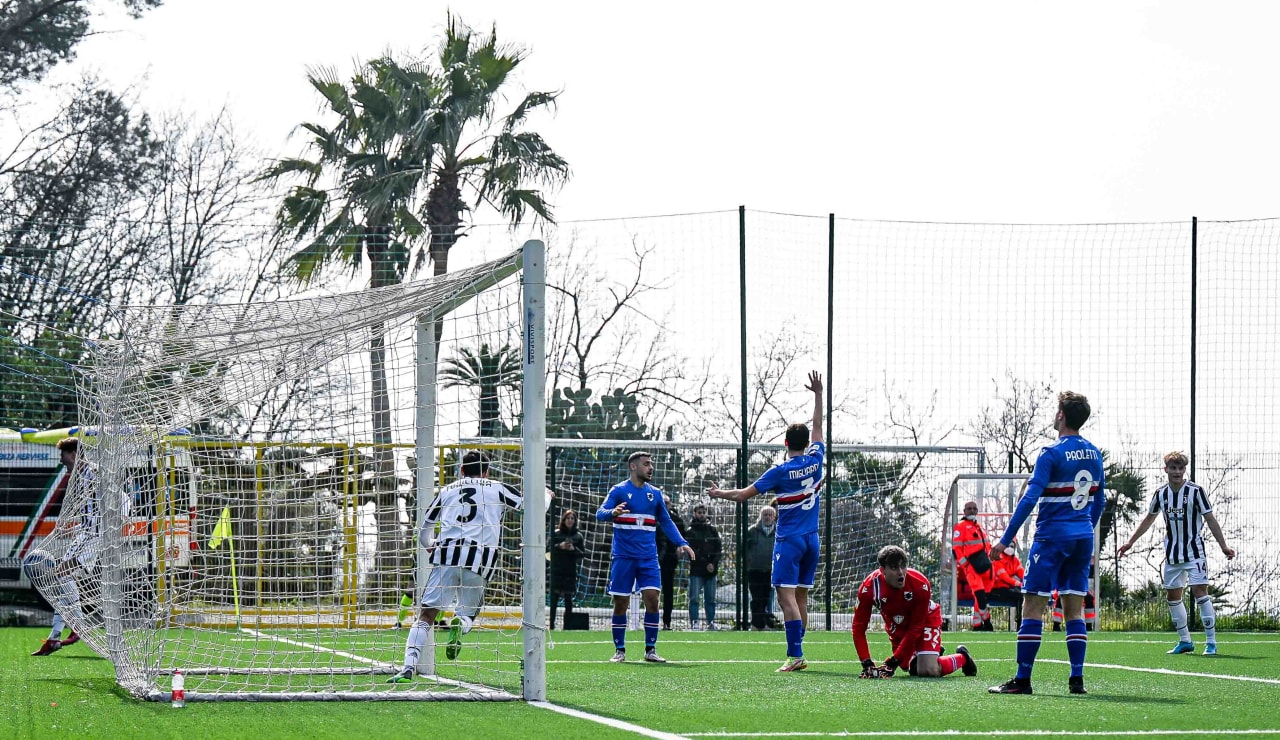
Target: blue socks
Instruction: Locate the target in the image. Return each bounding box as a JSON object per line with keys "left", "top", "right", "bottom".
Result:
{"left": 612, "top": 614, "right": 626, "bottom": 650}
{"left": 644, "top": 611, "right": 659, "bottom": 650}
{"left": 784, "top": 619, "right": 804, "bottom": 658}
{"left": 1065, "top": 618, "right": 1087, "bottom": 677}
{"left": 1015, "top": 618, "right": 1043, "bottom": 680}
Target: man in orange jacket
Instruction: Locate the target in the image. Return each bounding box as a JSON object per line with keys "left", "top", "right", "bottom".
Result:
{"left": 989, "top": 544, "right": 1024, "bottom": 603}
{"left": 952, "top": 501, "right": 994, "bottom": 630}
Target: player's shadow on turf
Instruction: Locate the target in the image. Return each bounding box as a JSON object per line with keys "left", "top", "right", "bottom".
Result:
{"left": 1048, "top": 693, "right": 1188, "bottom": 705}
{"left": 36, "top": 677, "right": 116, "bottom": 692}
{"left": 1200, "top": 654, "right": 1265, "bottom": 661}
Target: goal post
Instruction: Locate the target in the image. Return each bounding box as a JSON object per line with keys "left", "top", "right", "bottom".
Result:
{"left": 28, "top": 242, "right": 546, "bottom": 701}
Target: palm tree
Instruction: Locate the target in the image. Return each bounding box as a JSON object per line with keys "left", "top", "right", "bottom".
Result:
{"left": 260, "top": 20, "right": 567, "bottom": 598}
{"left": 260, "top": 57, "right": 439, "bottom": 597}
{"left": 440, "top": 343, "right": 522, "bottom": 437}
{"left": 422, "top": 14, "right": 570, "bottom": 278}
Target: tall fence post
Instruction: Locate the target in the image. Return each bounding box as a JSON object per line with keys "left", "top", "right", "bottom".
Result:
{"left": 1190, "top": 216, "right": 1198, "bottom": 481}
{"left": 737, "top": 205, "right": 749, "bottom": 631}
{"left": 825, "top": 213, "right": 835, "bottom": 631}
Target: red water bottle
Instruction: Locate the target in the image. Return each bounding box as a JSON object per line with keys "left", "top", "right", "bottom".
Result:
{"left": 171, "top": 669, "right": 186, "bottom": 708}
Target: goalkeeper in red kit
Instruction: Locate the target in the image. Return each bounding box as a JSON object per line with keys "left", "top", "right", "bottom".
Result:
{"left": 852, "top": 545, "right": 977, "bottom": 679}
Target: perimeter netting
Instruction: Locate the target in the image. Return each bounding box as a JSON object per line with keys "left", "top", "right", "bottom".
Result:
{"left": 465, "top": 440, "right": 982, "bottom": 629}
{"left": 25, "top": 247, "right": 541, "bottom": 701}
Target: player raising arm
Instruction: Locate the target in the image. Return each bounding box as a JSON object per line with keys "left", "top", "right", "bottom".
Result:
{"left": 708, "top": 371, "right": 823, "bottom": 672}
{"left": 853, "top": 545, "right": 976, "bottom": 680}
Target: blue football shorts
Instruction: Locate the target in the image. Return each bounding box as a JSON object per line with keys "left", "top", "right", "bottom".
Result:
{"left": 608, "top": 556, "right": 662, "bottom": 595}
{"left": 771, "top": 531, "right": 820, "bottom": 589}
{"left": 1022, "top": 536, "right": 1093, "bottom": 597}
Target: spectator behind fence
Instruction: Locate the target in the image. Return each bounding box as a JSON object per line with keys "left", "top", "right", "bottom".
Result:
{"left": 548, "top": 509, "right": 586, "bottom": 630}
{"left": 745, "top": 506, "right": 777, "bottom": 630}
{"left": 686, "top": 503, "right": 722, "bottom": 630}
{"left": 655, "top": 494, "right": 689, "bottom": 630}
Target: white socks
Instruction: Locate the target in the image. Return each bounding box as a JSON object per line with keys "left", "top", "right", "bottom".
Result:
{"left": 403, "top": 620, "right": 429, "bottom": 671}
{"left": 55, "top": 577, "right": 84, "bottom": 623}
{"left": 1168, "top": 599, "right": 1191, "bottom": 641}
{"left": 1196, "top": 595, "right": 1217, "bottom": 644}
{"left": 49, "top": 612, "right": 65, "bottom": 641}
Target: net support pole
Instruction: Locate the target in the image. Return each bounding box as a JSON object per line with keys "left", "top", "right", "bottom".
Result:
{"left": 521, "top": 239, "right": 548, "bottom": 702}
{"left": 825, "top": 213, "right": 835, "bottom": 631}
{"left": 1190, "top": 216, "right": 1198, "bottom": 481}
{"left": 414, "top": 313, "right": 438, "bottom": 675}
{"left": 737, "top": 206, "right": 750, "bottom": 631}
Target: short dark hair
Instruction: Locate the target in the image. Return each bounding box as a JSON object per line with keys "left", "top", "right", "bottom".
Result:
{"left": 627, "top": 451, "right": 651, "bottom": 465}
{"left": 56, "top": 437, "right": 79, "bottom": 454}
{"left": 1058, "top": 391, "right": 1091, "bottom": 429}
{"left": 461, "top": 450, "right": 489, "bottom": 477}
{"left": 784, "top": 423, "right": 809, "bottom": 452}
{"left": 877, "top": 545, "right": 908, "bottom": 569}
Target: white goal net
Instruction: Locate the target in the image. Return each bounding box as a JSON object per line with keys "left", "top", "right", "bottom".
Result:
{"left": 24, "top": 242, "right": 547, "bottom": 701}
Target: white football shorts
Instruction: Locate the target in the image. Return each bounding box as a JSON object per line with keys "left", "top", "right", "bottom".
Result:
{"left": 420, "top": 565, "right": 487, "bottom": 618}
{"left": 1162, "top": 558, "right": 1209, "bottom": 590}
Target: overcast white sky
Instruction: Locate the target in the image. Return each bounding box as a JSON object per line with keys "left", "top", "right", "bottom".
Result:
{"left": 62, "top": 0, "right": 1280, "bottom": 224}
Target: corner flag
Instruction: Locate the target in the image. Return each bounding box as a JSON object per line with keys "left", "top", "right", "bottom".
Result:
{"left": 209, "top": 506, "right": 241, "bottom": 625}
{"left": 210, "top": 506, "right": 232, "bottom": 549}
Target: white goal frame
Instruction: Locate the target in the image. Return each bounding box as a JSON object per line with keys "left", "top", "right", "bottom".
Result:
{"left": 39, "top": 240, "right": 547, "bottom": 702}
{"left": 941, "top": 473, "right": 1102, "bottom": 630}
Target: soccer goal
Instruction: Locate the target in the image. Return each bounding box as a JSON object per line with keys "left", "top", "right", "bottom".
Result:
{"left": 940, "top": 473, "right": 1103, "bottom": 630}
{"left": 26, "top": 241, "right": 547, "bottom": 702}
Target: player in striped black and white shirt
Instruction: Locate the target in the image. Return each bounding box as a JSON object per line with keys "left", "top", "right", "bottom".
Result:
{"left": 1118, "top": 451, "right": 1235, "bottom": 656}
{"left": 391, "top": 451, "right": 524, "bottom": 682}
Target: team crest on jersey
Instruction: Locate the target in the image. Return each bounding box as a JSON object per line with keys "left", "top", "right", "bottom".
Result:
{"left": 904, "top": 591, "right": 914, "bottom": 601}
{"left": 893, "top": 615, "right": 904, "bottom": 625}
{"left": 647, "top": 492, "right": 654, "bottom": 502}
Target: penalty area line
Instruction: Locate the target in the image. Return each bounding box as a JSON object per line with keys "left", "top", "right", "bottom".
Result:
{"left": 530, "top": 701, "right": 688, "bottom": 740}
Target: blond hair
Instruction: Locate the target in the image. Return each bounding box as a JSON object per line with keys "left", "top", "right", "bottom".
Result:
{"left": 1163, "top": 451, "right": 1189, "bottom": 467}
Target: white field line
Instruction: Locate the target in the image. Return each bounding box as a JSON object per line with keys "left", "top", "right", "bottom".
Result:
{"left": 549, "top": 656, "right": 1280, "bottom": 685}
{"left": 1035, "top": 658, "right": 1280, "bottom": 685}
{"left": 238, "top": 627, "right": 503, "bottom": 695}
{"left": 545, "top": 637, "right": 1280, "bottom": 646}
{"left": 682, "top": 731, "right": 1280, "bottom": 738}
{"left": 531, "top": 701, "right": 689, "bottom": 740}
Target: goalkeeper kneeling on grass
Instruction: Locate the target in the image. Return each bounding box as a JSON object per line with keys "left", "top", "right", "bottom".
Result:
{"left": 852, "top": 545, "right": 977, "bottom": 680}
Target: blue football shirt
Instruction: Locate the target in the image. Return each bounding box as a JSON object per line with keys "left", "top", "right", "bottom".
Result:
{"left": 751, "top": 441, "right": 825, "bottom": 539}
